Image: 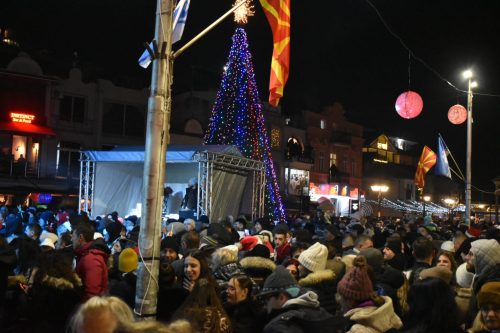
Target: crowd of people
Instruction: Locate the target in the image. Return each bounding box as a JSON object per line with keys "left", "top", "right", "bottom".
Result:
{"left": 0, "top": 204, "right": 499, "bottom": 333}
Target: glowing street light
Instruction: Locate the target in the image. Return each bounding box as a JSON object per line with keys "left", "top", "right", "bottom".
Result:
{"left": 423, "top": 195, "right": 431, "bottom": 217}
{"left": 371, "top": 184, "right": 389, "bottom": 218}
{"left": 463, "top": 69, "right": 478, "bottom": 226}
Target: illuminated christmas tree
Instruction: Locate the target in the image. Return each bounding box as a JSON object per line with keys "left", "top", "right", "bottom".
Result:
{"left": 204, "top": 27, "right": 285, "bottom": 222}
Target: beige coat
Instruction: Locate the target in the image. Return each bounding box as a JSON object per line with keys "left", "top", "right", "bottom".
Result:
{"left": 344, "top": 296, "right": 403, "bottom": 333}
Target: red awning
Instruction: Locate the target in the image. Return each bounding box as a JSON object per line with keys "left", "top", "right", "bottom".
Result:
{"left": 0, "top": 122, "right": 56, "bottom": 136}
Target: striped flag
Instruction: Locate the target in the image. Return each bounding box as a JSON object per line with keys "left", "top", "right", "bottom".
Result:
{"left": 414, "top": 146, "right": 437, "bottom": 189}
{"left": 259, "top": 0, "right": 291, "bottom": 107}
{"left": 138, "top": 0, "right": 191, "bottom": 68}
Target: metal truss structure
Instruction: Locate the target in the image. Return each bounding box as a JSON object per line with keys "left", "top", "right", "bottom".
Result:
{"left": 79, "top": 152, "right": 96, "bottom": 214}
{"left": 194, "top": 151, "right": 265, "bottom": 222}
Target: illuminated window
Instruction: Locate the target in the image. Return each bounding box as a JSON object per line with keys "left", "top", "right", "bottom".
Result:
{"left": 271, "top": 128, "right": 281, "bottom": 149}
{"left": 320, "top": 119, "right": 326, "bottom": 129}
{"left": 329, "top": 153, "right": 337, "bottom": 167}
{"left": 56, "top": 141, "right": 80, "bottom": 179}
{"left": 60, "top": 95, "right": 86, "bottom": 123}
{"left": 287, "top": 137, "right": 302, "bottom": 158}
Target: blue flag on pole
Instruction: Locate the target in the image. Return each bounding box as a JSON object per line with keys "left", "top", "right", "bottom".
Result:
{"left": 435, "top": 136, "right": 452, "bottom": 178}
{"left": 138, "top": 0, "right": 191, "bottom": 68}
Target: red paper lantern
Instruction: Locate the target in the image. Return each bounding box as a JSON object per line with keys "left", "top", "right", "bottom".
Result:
{"left": 395, "top": 90, "right": 423, "bottom": 119}
{"left": 447, "top": 104, "right": 467, "bottom": 125}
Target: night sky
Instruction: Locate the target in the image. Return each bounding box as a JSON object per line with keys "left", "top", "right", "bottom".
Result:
{"left": 1, "top": 0, "right": 499, "bottom": 198}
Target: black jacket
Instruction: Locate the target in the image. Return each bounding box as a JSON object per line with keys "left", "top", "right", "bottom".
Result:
{"left": 298, "top": 269, "right": 338, "bottom": 315}
{"left": 225, "top": 299, "right": 265, "bottom": 333}
{"left": 264, "top": 291, "right": 338, "bottom": 333}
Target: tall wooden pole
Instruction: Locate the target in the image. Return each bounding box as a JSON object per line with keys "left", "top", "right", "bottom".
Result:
{"left": 135, "top": 0, "right": 174, "bottom": 319}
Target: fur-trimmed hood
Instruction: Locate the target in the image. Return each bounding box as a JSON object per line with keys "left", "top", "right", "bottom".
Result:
{"left": 41, "top": 273, "right": 82, "bottom": 290}
{"left": 240, "top": 256, "right": 276, "bottom": 272}
{"left": 299, "top": 269, "right": 335, "bottom": 287}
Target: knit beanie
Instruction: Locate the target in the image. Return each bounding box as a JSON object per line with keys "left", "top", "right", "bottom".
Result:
{"left": 337, "top": 256, "right": 374, "bottom": 301}
{"left": 440, "top": 240, "right": 455, "bottom": 253}
{"left": 119, "top": 248, "right": 138, "bottom": 273}
{"left": 477, "top": 281, "right": 500, "bottom": 308}
{"left": 455, "top": 263, "right": 474, "bottom": 288}
{"left": 359, "top": 248, "right": 384, "bottom": 273}
{"left": 246, "top": 244, "right": 270, "bottom": 259}
{"left": 419, "top": 266, "right": 453, "bottom": 284}
{"left": 298, "top": 242, "right": 328, "bottom": 272}
{"left": 384, "top": 238, "right": 402, "bottom": 255}
{"left": 259, "top": 265, "right": 300, "bottom": 297}
{"left": 161, "top": 236, "right": 180, "bottom": 253}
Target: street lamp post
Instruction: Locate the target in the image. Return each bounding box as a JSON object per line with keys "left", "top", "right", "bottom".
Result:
{"left": 423, "top": 195, "right": 431, "bottom": 217}
{"left": 463, "top": 70, "right": 477, "bottom": 226}
{"left": 371, "top": 184, "right": 389, "bottom": 218}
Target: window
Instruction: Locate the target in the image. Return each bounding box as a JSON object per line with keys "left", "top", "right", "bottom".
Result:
{"left": 329, "top": 153, "right": 337, "bottom": 167}
{"left": 60, "top": 95, "right": 86, "bottom": 123}
{"left": 342, "top": 157, "right": 348, "bottom": 172}
{"left": 319, "top": 152, "right": 325, "bottom": 172}
{"left": 56, "top": 141, "right": 80, "bottom": 179}
{"left": 102, "top": 102, "right": 146, "bottom": 138}
{"left": 351, "top": 158, "right": 356, "bottom": 176}
{"left": 320, "top": 119, "right": 326, "bottom": 129}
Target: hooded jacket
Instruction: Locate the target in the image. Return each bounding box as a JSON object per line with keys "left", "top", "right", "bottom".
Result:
{"left": 344, "top": 296, "right": 403, "bottom": 333}
{"left": 264, "top": 291, "right": 338, "bottom": 333}
{"left": 298, "top": 269, "right": 338, "bottom": 314}
{"left": 75, "top": 240, "right": 110, "bottom": 301}
{"left": 240, "top": 256, "right": 276, "bottom": 288}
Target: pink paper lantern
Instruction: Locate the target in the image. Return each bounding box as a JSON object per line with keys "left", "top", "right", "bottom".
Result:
{"left": 447, "top": 104, "right": 467, "bottom": 125}
{"left": 395, "top": 90, "right": 423, "bottom": 119}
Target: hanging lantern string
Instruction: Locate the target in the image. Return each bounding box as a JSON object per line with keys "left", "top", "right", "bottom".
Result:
{"left": 365, "top": 0, "right": 500, "bottom": 98}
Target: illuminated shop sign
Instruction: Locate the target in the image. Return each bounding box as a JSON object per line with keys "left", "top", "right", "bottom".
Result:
{"left": 309, "top": 182, "right": 359, "bottom": 201}
{"left": 10, "top": 112, "right": 35, "bottom": 124}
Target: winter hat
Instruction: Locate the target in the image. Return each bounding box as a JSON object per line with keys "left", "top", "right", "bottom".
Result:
{"left": 298, "top": 242, "right": 328, "bottom": 272}
{"left": 246, "top": 244, "right": 270, "bottom": 259}
{"left": 420, "top": 266, "right": 453, "bottom": 284}
{"left": 466, "top": 226, "right": 481, "bottom": 238}
{"left": 455, "top": 263, "right": 474, "bottom": 288}
{"left": 105, "top": 222, "right": 123, "bottom": 243}
{"left": 183, "top": 218, "right": 196, "bottom": 229}
{"left": 384, "top": 238, "right": 402, "bottom": 255}
{"left": 222, "top": 245, "right": 239, "bottom": 259}
{"left": 119, "top": 248, "right": 138, "bottom": 273}
{"left": 359, "top": 248, "right": 384, "bottom": 273}
{"left": 440, "top": 240, "right": 455, "bottom": 253}
{"left": 337, "top": 256, "right": 374, "bottom": 301}
{"left": 259, "top": 230, "right": 274, "bottom": 244}
{"left": 161, "top": 236, "right": 180, "bottom": 253}
{"left": 40, "top": 231, "right": 58, "bottom": 244}
{"left": 207, "top": 223, "right": 232, "bottom": 246}
{"left": 166, "top": 222, "right": 185, "bottom": 236}
{"left": 259, "top": 265, "right": 300, "bottom": 297}
{"left": 40, "top": 238, "right": 55, "bottom": 249}
{"left": 200, "top": 235, "right": 219, "bottom": 248}
{"left": 93, "top": 232, "right": 104, "bottom": 240}
{"left": 477, "top": 282, "right": 500, "bottom": 308}
{"left": 470, "top": 239, "right": 500, "bottom": 275}
{"left": 240, "top": 236, "right": 261, "bottom": 251}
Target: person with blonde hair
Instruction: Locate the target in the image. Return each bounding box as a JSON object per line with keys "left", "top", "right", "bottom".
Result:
{"left": 68, "top": 296, "right": 135, "bottom": 333}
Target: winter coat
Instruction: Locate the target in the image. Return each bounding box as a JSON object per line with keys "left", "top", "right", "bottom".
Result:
{"left": 375, "top": 266, "right": 405, "bottom": 317}
{"left": 239, "top": 256, "right": 276, "bottom": 289}
{"left": 276, "top": 243, "right": 291, "bottom": 265}
{"left": 225, "top": 298, "right": 265, "bottom": 333}
{"left": 386, "top": 253, "right": 406, "bottom": 271}
{"left": 24, "top": 273, "right": 83, "bottom": 333}
{"left": 455, "top": 287, "right": 472, "bottom": 323}
{"left": 344, "top": 296, "right": 403, "bottom": 333}
{"left": 298, "top": 269, "right": 338, "bottom": 315}
{"left": 264, "top": 291, "right": 338, "bottom": 333}
{"left": 157, "top": 285, "right": 189, "bottom": 322}
{"left": 109, "top": 272, "right": 137, "bottom": 309}
{"left": 406, "top": 261, "right": 432, "bottom": 285}
{"left": 0, "top": 243, "right": 16, "bottom": 307}
{"left": 75, "top": 241, "right": 109, "bottom": 301}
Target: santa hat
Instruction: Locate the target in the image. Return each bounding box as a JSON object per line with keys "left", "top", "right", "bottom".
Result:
{"left": 465, "top": 226, "right": 481, "bottom": 238}
{"left": 240, "top": 235, "right": 261, "bottom": 252}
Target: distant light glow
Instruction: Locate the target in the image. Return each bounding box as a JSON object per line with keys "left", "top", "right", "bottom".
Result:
{"left": 471, "top": 81, "right": 478, "bottom": 88}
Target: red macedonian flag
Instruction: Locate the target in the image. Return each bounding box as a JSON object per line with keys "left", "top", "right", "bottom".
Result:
{"left": 259, "top": 0, "right": 290, "bottom": 107}
{"left": 414, "top": 146, "right": 437, "bottom": 189}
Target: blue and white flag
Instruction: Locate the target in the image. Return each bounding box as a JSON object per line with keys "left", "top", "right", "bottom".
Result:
{"left": 138, "top": 0, "right": 191, "bottom": 68}
{"left": 435, "top": 136, "right": 452, "bottom": 179}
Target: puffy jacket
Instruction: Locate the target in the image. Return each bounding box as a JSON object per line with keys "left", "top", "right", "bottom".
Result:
{"left": 298, "top": 269, "right": 338, "bottom": 315}
{"left": 75, "top": 241, "right": 109, "bottom": 301}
